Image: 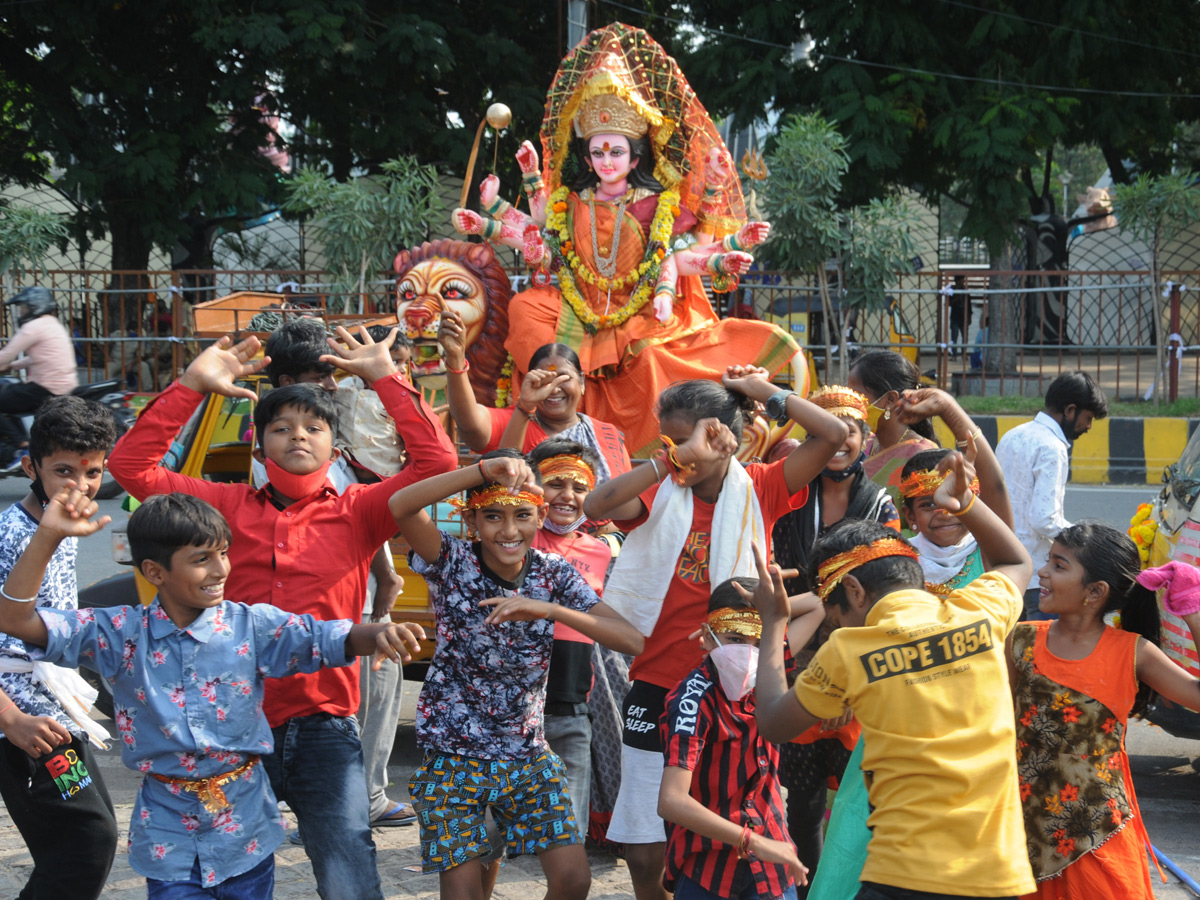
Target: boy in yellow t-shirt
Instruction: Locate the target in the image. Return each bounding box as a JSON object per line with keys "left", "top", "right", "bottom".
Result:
{"left": 749, "top": 450, "right": 1036, "bottom": 900}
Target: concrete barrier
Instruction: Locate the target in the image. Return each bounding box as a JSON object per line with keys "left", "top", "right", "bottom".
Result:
{"left": 932, "top": 417, "right": 1199, "bottom": 485}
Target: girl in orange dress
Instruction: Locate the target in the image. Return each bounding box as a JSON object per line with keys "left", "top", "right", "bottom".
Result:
{"left": 1009, "top": 524, "right": 1200, "bottom": 900}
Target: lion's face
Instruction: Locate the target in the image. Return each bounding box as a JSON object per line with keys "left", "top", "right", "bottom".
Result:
{"left": 396, "top": 259, "right": 488, "bottom": 385}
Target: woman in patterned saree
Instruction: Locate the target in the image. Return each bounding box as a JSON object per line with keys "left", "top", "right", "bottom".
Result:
{"left": 1009, "top": 525, "right": 1200, "bottom": 899}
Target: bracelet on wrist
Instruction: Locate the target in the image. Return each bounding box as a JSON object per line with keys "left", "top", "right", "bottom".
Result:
{"left": 955, "top": 426, "right": 982, "bottom": 449}
{"left": 648, "top": 456, "right": 663, "bottom": 482}
{"left": 515, "top": 403, "right": 536, "bottom": 418}
{"left": 737, "top": 823, "right": 753, "bottom": 860}
{"left": 0, "top": 699, "right": 15, "bottom": 720}
{"left": 949, "top": 493, "right": 977, "bottom": 517}
{"left": 0, "top": 585, "right": 37, "bottom": 603}
{"left": 446, "top": 359, "right": 470, "bottom": 375}
{"left": 477, "top": 461, "right": 488, "bottom": 485}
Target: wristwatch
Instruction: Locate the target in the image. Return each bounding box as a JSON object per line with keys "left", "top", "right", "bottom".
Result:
{"left": 765, "top": 389, "right": 796, "bottom": 423}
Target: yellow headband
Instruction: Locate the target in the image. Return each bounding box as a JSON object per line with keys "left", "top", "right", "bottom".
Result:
{"left": 899, "top": 470, "right": 982, "bottom": 500}
{"left": 705, "top": 607, "right": 762, "bottom": 640}
{"left": 451, "top": 485, "right": 545, "bottom": 514}
{"left": 537, "top": 455, "right": 597, "bottom": 491}
{"left": 816, "top": 539, "right": 920, "bottom": 601}
{"left": 808, "top": 385, "right": 869, "bottom": 422}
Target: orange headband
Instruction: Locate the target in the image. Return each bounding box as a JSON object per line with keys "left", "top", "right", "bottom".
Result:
{"left": 899, "top": 470, "right": 981, "bottom": 500}
{"left": 808, "top": 385, "right": 869, "bottom": 422}
{"left": 537, "top": 455, "right": 596, "bottom": 491}
{"left": 451, "top": 485, "right": 545, "bottom": 513}
{"left": 816, "top": 539, "right": 920, "bottom": 601}
{"left": 705, "top": 607, "right": 762, "bottom": 640}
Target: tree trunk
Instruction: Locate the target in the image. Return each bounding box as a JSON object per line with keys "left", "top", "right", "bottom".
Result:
{"left": 984, "top": 245, "right": 1020, "bottom": 376}
{"left": 104, "top": 211, "right": 155, "bottom": 335}
{"left": 816, "top": 265, "right": 834, "bottom": 384}
{"left": 1150, "top": 231, "right": 1165, "bottom": 405}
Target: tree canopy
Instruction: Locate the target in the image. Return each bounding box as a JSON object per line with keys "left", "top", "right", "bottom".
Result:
{"left": 674, "top": 0, "right": 1200, "bottom": 252}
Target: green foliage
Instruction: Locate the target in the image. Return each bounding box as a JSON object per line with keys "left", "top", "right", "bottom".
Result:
{"left": 0, "top": 204, "right": 70, "bottom": 276}
{"left": 281, "top": 157, "right": 442, "bottom": 302}
{"left": 1111, "top": 174, "right": 1200, "bottom": 248}
{"left": 841, "top": 197, "right": 918, "bottom": 311}
{"left": 759, "top": 113, "right": 848, "bottom": 271}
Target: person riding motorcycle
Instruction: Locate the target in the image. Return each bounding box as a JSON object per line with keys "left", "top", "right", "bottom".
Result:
{"left": 0, "top": 287, "right": 79, "bottom": 469}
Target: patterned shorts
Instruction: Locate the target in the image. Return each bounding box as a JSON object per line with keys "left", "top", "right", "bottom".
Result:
{"left": 408, "top": 750, "right": 580, "bottom": 872}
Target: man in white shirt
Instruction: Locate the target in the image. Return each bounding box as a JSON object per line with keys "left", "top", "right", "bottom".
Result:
{"left": 994, "top": 371, "right": 1108, "bottom": 619}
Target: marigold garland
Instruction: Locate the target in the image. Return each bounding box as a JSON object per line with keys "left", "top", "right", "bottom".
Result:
{"left": 544, "top": 186, "right": 679, "bottom": 335}
{"left": 1127, "top": 502, "right": 1159, "bottom": 565}
{"left": 494, "top": 354, "right": 516, "bottom": 409}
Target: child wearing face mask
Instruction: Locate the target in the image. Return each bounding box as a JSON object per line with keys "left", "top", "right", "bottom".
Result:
{"left": 658, "top": 578, "right": 809, "bottom": 900}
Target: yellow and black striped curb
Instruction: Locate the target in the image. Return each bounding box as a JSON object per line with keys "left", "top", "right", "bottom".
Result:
{"left": 931, "top": 417, "right": 1197, "bottom": 486}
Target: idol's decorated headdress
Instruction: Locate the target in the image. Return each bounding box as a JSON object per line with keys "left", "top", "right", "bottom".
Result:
{"left": 808, "top": 385, "right": 869, "bottom": 422}
{"left": 537, "top": 454, "right": 597, "bottom": 491}
{"left": 705, "top": 606, "right": 762, "bottom": 641}
{"left": 540, "top": 22, "right": 746, "bottom": 235}
{"left": 815, "top": 539, "right": 920, "bottom": 601}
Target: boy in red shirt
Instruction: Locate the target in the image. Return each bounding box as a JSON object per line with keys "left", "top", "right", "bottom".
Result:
{"left": 107, "top": 329, "right": 457, "bottom": 900}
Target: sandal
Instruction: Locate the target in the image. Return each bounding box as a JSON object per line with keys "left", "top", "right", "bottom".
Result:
{"left": 371, "top": 801, "right": 418, "bottom": 827}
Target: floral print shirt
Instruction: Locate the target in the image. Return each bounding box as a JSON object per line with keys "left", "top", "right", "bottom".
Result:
{"left": 38, "top": 599, "right": 353, "bottom": 886}
{"left": 1011, "top": 623, "right": 1137, "bottom": 880}
{"left": 0, "top": 503, "right": 83, "bottom": 739}
{"left": 411, "top": 533, "right": 599, "bottom": 760}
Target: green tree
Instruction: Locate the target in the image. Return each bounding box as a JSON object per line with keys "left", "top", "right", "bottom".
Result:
{"left": 0, "top": 203, "right": 70, "bottom": 283}
{"left": 762, "top": 113, "right": 917, "bottom": 382}
{"left": 281, "top": 156, "right": 442, "bottom": 308}
{"left": 1111, "top": 174, "right": 1200, "bottom": 403}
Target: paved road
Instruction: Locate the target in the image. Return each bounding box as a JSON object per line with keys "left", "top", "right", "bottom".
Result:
{"left": 0, "top": 480, "right": 1196, "bottom": 897}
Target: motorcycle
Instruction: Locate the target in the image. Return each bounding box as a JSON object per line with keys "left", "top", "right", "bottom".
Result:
{"left": 0, "top": 375, "right": 138, "bottom": 499}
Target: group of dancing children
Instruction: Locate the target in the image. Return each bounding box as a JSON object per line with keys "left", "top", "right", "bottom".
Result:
{"left": 0, "top": 325, "right": 1197, "bottom": 900}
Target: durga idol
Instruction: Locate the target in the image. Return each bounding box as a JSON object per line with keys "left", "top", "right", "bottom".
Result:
{"left": 453, "top": 23, "right": 805, "bottom": 457}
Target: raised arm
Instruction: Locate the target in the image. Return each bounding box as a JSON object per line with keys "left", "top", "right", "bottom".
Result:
{"left": 481, "top": 597, "right": 644, "bottom": 656}
{"left": 0, "top": 486, "right": 110, "bottom": 649}
{"left": 389, "top": 455, "right": 540, "bottom": 565}
{"left": 497, "top": 368, "right": 571, "bottom": 449}
{"left": 893, "top": 388, "right": 1013, "bottom": 529}
{"left": 934, "top": 451, "right": 1032, "bottom": 590}
{"left": 437, "top": 310, "right": 493, "bottom": 450}
{"left": 723, "top": 366, "right": 849, "bottom": 494}
{"left": 108, "top": 334, "right": 269, "bottom": 501}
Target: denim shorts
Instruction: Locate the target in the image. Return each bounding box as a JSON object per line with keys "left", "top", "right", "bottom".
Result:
{"left": 408, "top": 749, "right": 579, "bottom": 872}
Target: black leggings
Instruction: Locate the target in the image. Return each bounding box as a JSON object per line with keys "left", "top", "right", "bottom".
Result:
{"left": 0, "top": 735, "right": 118, "bottom": 899}
{"left": 778, "top": 737, "right": 853, "bottom": 899}
{"left": 0, "top": 382, "right": 52, "bottom": 447}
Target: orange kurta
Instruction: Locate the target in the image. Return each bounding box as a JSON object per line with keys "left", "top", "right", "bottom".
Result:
{"left": 506, "top": 192, "right": 801, "bottom": 457}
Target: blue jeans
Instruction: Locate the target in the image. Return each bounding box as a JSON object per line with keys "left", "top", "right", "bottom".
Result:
{"left": 146, "top": 856, "right": 273, "bottom": 899}
{"left": 261, "top": 713, "right": 382, "bottom": 900}
{"left": 675, "top": 871, "right": 799, "bottom": 900}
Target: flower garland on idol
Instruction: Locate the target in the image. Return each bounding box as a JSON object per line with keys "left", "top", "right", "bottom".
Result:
{"left": 543, "top": 185, "right": 680, "bottom": 336}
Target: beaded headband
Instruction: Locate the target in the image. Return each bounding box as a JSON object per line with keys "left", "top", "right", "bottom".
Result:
{"left": 816, "top": 538, "right": 920, "bottom": 601}
{"left": 451, "top": 485, "right": 545, "bottom": 514}
{"left": 808, "top": 385, "right": 869, "bottom": 422}
{"left": 705, "top": 607, "right": 762, "bottom": 640}
{"left": 537, "top": 455, "right": 597, "bottom": 491}
{"left": 899, "top": 469, "right": 982, "bottom": 500}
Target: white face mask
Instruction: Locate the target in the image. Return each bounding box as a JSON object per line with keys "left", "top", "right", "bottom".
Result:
{"left": 707, "top": 630, "right": 759, "bottom": 702}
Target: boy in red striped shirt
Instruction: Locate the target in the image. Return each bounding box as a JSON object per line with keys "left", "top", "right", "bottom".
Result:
{"left": 658, "top": 578, "right": 808, "bottom": 900}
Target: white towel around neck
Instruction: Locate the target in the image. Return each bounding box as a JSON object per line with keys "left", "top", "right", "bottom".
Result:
{"left": 604, "top": 461, "right": 765, "bottom": 636}
{"left": 911, "top": 532, "right": 980, "bottom": 585}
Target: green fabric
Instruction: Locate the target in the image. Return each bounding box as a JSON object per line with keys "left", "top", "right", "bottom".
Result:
{"left": 807, "top": 736, "right": 870, "bottom": 900}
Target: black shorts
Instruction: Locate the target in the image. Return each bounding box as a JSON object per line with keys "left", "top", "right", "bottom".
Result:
{"left": 620, "top": 680, "right": 669, "bottom": 753}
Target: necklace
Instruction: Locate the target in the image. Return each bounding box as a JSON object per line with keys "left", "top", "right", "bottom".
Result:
{"left": 589, "top": 193, "right": 628, "bottom": 280}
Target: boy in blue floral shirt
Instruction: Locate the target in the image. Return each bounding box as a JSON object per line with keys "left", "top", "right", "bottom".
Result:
{"left": 0, "top": 491, "right": 423, "bottom": 898}
{"left": 0, "top": 395, "right": 119, "bottom": 899}
{"left": 389, "top": 447, "right": 644, "bottom": 900}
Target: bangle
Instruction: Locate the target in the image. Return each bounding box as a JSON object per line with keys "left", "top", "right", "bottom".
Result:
{"left": 949, "top": 493, "right": 977, "bottom": 517}
{"left": 515, "top": 403, "right": 536, "bottom": 418}
{"left": 0, "top": 699, "right": 15, "bottom": 719}
{"left": 0, "top": 585, "right": 36, "bottom": 603}
{"left": 738, "top": 823, "right": 752, "bottom": 860}
{"left": 649, "top": 457, "right": 662, "bottom": 481}
{"left": 955, "top": 427, "right": 982, "bottom": 449}
{"left": 446, "top": 359, "right": 470, "bottom": 375}
{"left": 477, "top": 461, "right": 488, "bottom": 484}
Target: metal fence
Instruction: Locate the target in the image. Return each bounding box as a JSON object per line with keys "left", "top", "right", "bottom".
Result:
{"left": 3, "top": 267, "right": 1199, "bottom": 401}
